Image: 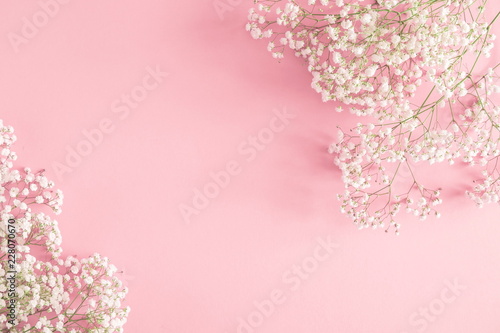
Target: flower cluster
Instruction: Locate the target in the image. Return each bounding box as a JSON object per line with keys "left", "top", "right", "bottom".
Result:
{"left": 328, "top": 69, "right": 500, "bottom": 232}
{"left": 0, "top": 120, "right": 130, "bottom": 332}
{"left": 248, "top": 0, "right": 494, "bottom": 109}
{"left": 248, "top": 0, "right": 500, "bottom": 232}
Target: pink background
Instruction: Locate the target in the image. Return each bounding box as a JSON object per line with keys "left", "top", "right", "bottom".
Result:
{"left": 1, "top": 1, "right": 500, "bottom": 332}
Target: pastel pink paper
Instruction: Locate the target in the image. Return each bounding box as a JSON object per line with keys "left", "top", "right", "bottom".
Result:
{"left": 0, "top": 0, "right": 499, "bottom": 332}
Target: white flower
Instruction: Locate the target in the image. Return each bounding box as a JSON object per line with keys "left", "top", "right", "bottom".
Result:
{"left": 360, "top": 13, "right": 372, "bottom": 24}
{"left": 365, "top": 65, "right": 378, "bottom": 77}
{"left": 341, "top": 19, "right": 352, "bottom": 29}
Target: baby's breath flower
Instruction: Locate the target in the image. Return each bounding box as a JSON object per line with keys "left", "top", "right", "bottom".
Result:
{"left": 0, "top": 120, "right": 130, "bottom": 331}
{"left": 249, "top": 0, "right": 500, "bottom": 233}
